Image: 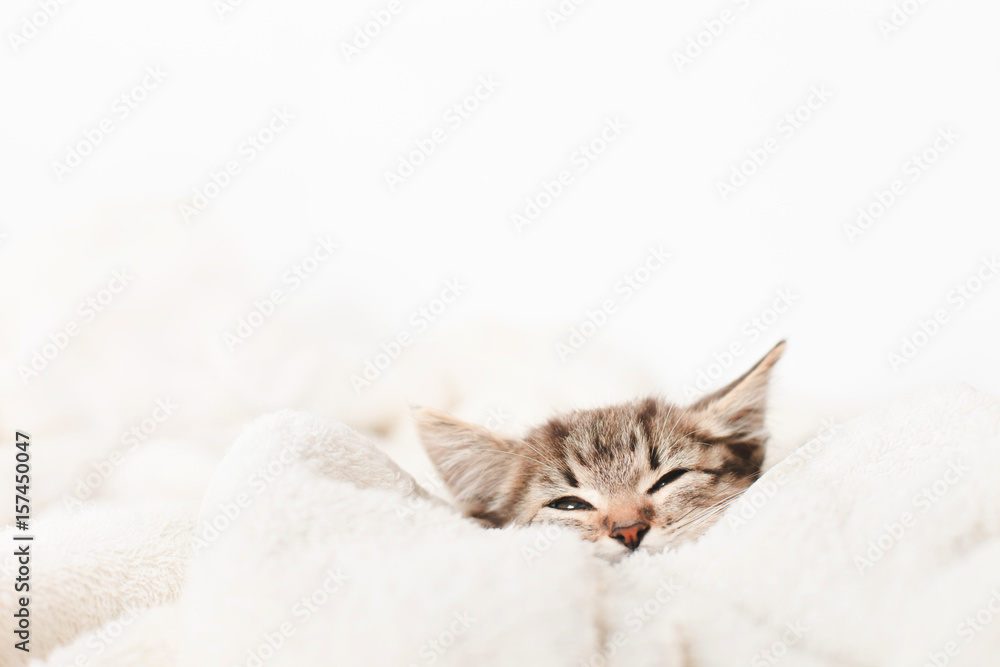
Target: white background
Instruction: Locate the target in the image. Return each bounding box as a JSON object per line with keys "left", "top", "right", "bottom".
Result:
{"left": 2, "top": 0, "right": 999, "bottom": 499}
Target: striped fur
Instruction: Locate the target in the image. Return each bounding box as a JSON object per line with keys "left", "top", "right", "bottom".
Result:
{"left": 416, "top": 341, "right": 785, "bottom": 558}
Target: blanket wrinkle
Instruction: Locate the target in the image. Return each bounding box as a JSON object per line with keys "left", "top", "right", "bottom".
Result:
{"left": 18, "top": 383, "right": 1000, "bottom": 667}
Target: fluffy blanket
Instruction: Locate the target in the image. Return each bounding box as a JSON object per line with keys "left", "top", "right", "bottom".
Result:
{"left": 9, "top": 382, "right": 1000, "bottom": 667}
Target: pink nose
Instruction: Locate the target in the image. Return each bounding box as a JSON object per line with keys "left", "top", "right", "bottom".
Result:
{"left": 610, "top": 522, "right": 649, "bottom": 551}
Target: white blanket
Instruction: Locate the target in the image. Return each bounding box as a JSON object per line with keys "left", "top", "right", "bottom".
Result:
{"left": 15, "top": 382, "right": 1000, "bottom": 667}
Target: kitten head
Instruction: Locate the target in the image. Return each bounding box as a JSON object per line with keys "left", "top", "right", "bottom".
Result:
{"left": 415, "top": 341, "right": 785, "bottom": 559}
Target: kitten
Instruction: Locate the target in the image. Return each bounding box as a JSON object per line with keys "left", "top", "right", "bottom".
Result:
{"left": 415, "top": 341, "right": 785, "bottom": 559}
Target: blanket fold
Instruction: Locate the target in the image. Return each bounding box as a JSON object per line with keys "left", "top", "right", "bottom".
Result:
{"left": 23, "top": 382, "right": 1000, "bottom": 667}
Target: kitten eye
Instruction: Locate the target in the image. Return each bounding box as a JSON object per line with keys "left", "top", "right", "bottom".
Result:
{"left": 546, "top": 496, "right": 594, "bottom": 511}
{"left": 648, "top": 468, "right": 689, "bottom": 494}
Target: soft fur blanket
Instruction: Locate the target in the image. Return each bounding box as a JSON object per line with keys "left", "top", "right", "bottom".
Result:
{"left": 9, "top": 382, "right": 1000, "bottom": 667}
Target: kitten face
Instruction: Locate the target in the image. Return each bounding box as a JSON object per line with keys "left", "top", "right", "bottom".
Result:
{"left": 415, "top": 341, "right": 784, "bottom": 559}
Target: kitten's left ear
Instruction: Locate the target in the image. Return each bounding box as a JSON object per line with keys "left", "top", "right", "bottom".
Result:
{"left": 690, "top": 340, "right": 786, "bottom": 460}
{"left": 413, "top": 407, "right": 521, "bottom": 526}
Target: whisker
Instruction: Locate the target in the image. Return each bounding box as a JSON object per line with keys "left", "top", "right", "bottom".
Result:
{"left": 666, "top": 490, "right": 746, "bottom": 533}
{"left": 661, "top": 404, "right": 695, "bottom": 446}
{"left": 654, "top": 402, "right": 674, "bottom": 445}
{"left": 469, "top": 448, "right": 563, "bottom": 476}
{"left": 518, "top": 438, "right": 563, "bottom": 471}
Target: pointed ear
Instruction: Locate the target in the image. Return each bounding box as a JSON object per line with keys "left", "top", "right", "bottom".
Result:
{"left": 413, "top": 407, "right": 519, "bottom": 526}
{"left": 690, "top": 340, "right": 785, "bottom": 462}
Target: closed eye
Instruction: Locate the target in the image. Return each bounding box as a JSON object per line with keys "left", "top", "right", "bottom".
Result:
{"left": 546, "top": 496, "right": 594, "bottom": 511}
{"left": 648, "top": 468, "right": 689, "bottom": 494}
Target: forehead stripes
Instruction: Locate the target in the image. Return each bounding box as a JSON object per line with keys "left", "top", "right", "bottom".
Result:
{"left": 525, "top": 395, "right": 766, "bottom": 495}
{"left": 648, "top": 443, "right": 661, "bottom": 471}
{"left": 638, "top": 398, "right": 661, "bottom": 470}
{"left": 530, "top": 398, "right": 674, "bottom": 485}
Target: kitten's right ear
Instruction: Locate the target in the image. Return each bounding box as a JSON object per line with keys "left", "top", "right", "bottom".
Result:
{"left": 413, "top": 407, "right": 519, "bottom": 526}
{"left": 688, "top": 340, "right": 785, "bottom": 464}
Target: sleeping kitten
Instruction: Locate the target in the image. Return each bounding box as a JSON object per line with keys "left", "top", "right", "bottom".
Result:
{"left": 415, "top": 341, "right": 785, "bottom": 559}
